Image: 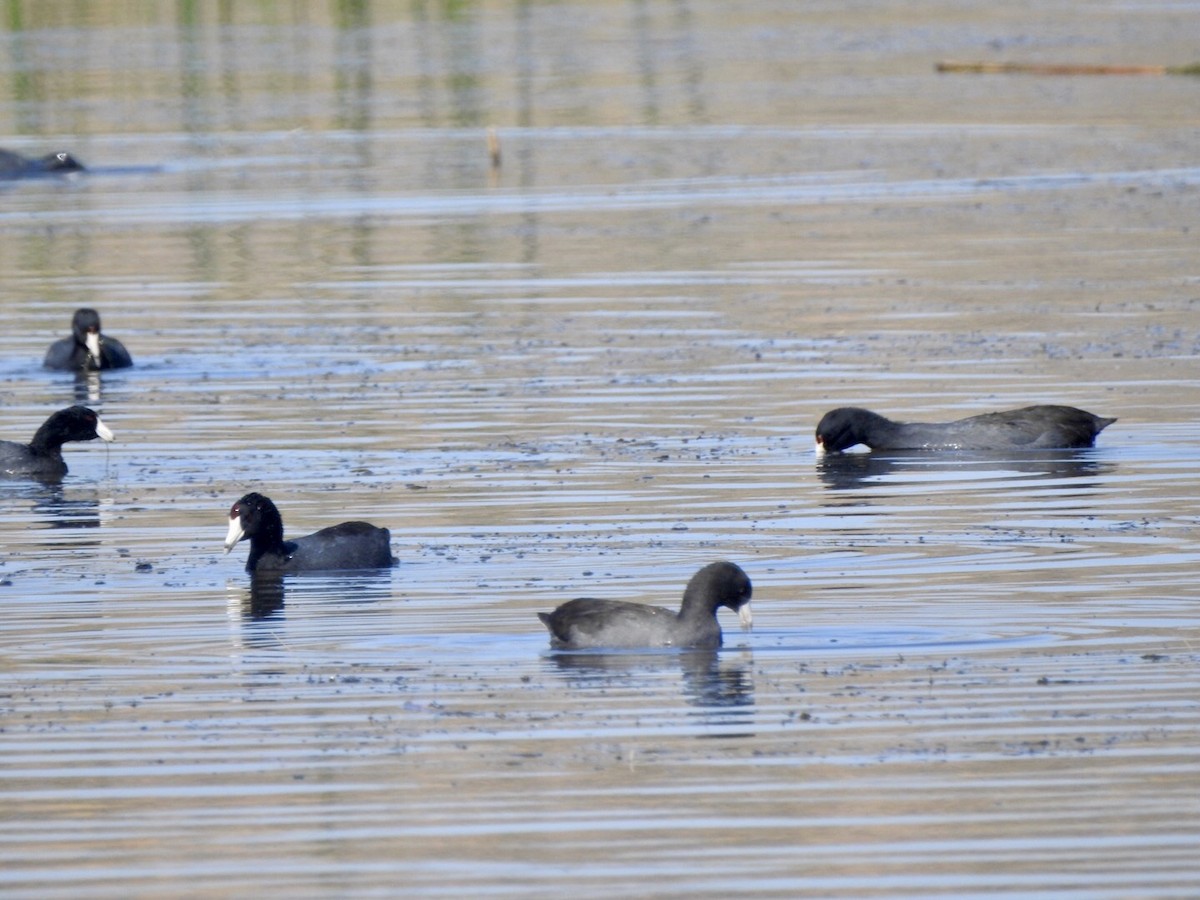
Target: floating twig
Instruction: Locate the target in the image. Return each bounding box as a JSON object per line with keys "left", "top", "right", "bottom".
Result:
{"left": 935, "top": 60, "right": 1200, "bottom": 77}
{"left": 486, "top": 126, "right": 502, "bottom": 170}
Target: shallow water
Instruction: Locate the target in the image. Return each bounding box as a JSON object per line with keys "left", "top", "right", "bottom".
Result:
{"left": 3, "top": 2, "right": 1200, "bottom": 897}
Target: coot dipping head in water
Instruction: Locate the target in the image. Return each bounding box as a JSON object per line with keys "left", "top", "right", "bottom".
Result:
{"left": 0, "top": 406, "right": 115, "bottom": 482}
{"left": 814, "top": 404, "right": 1116, "bottom": 455}
{"left": 43, "top": 308, "right": 134, "bottom": 371}
{"left": 537, "top": 561, "right": 753, "bottom": 650}
{"left": 224, "top": 492, "right": 397, "bottom": 576}
{"left": 0, "top": 148, "right": 86, "bottom": 179}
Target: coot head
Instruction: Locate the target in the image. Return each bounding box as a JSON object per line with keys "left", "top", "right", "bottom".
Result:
{"left": 33, "top": 406, "right": 115, "bottom": 449}
{"left": 39, "top": 151, "right": 85, "bottom": 173}
{"left": 815, "top": 407, "right": 885, "bottom": 455}
{"left": 70, "top": 308, "right": 104, "bottom": 360}
{"left": 683, "top": 559, "right": 754, "bottom": 627}
{"left": 224, "top": 492, "right": 283, "bottom": 553}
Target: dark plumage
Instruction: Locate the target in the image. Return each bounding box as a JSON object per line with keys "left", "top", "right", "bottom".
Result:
{"left": 537, "top": 561, "right": 753, "bottom": 650}
{"left": 43, "top": 308, "right": 133, "bottom": 371}
{"left": 0, "top": 406, "right": 115, "bottom": 481}
{"left": 815, "top": 405, "right": 1116, "bottom": 455}
{"left": 224, "top": 492, "right": 396, "bottom": 576}
{"left": 0, "top": 148, "right": 85, "bottom": 179}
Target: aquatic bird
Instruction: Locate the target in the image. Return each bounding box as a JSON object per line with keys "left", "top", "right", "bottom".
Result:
{"left": 0, "top": 148, "right": 85, "bottom": 179}
{"left": 537, "top": 561, "right": 753, "bottom": 650}
{"left": 0, "top": 406, "right": 115, "bottom": 481}
{"left": 224, "top": 492, "right": 396, "bottom": 576}
{"left": 43, "top": 308, "right": 133, "bottom": 371}
{"left": 814, "top": 404, "right": 1116, "bottom": 455}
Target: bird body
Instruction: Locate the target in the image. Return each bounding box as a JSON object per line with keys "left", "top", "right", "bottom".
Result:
{"left": 44, "top": 308, "right": 133, "bottom": 371}
{"left": 0, "top": 406, "right": 114, "bottom": 481}
{"left": 538, "top": 561, "right": 752, "bottom": 650}
{"left": 224, "top": 492, "right": 395, "bottom": 576}
{"left": 0, "top": 148, "right": 85, "bottom": 179}
{"left": 815, "top": 405, "right": 1115, "bottom": 455}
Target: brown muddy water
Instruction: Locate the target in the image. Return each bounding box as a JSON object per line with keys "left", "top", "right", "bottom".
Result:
{"left": 2, "top": 2, "right": 1200, "bottom": 897}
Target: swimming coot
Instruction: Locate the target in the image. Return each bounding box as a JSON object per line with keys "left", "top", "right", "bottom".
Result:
{"left": 0, "top": 406, "right": 115, "bottom": 481}
{"left": 814, "top": 405, "right": 1116, "bottom": 455}
{"left": 224, "top": 492, "right": 396, "bottom": 576}
{"left": 43, "top": 308, "right": 133, "bottom": 371}
{"left": 537, "top": 561, "right": 753, "bottom": 650}
{"left": 0, "top": 148, "right": 86, "bottom": 179}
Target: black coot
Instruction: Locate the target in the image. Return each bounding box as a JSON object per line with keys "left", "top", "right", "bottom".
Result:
{"left": 0, "top": 406, "right": 115, "bottom": 481}
{"left": 224, "top": 492, "right": 396, "bottom": 576}
{"left": 43, "top": 308, "right": 133, "bottom": 371}
{"left": 815, "top": 405, "right": 1116, "bottom": 455}
{"left": 0, "top": 148, "right": 85, "bottom": 179}
{"left": 537, "top": 561, "right": 753, "bottom": 650}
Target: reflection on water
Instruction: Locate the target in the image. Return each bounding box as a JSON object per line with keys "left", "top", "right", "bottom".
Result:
{"left": 70, "top": 370, "right": 103, "bottom": 405}
{"left": 0, "top": 481, "right": 103, "bottom": 530}
{"left": 30, "top": 491, "right": 102, "bottom": 531}
{"left": 233, "top": 570, "right": 397, "bottom": 622}
{"left": 546, "top": 647, "right": 755, "bottom": 715}
{"left": 816, "top": 449, "right": 1114, "bottom": 492}
{"left": 242, "top": 577, "right": 287, "bottom": 620}
{"left": 54, "top": 365, "right": 136, "bottom": 408}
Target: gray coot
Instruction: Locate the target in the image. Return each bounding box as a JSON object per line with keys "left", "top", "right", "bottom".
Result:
{"left": 815, "top": 405, "right": 1116, "bottom": 455}
{"left": 0, "top": 406, "right": 115, "bottom": 481}
{"left": 43, "top": 308, "right": 133, "bottom": 371}
{"left": 224, "top": 492, "right": 396, "bottom": 576}
{"left": 0, "top": 148, "right": 85, "bottom": 179}
{"left": 537, "top": 561, "right": 753, "bottom": 650}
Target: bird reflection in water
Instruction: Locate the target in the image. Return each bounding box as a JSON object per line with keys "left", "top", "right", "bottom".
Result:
{"left": 816, "top": 449, "right": 1113, "bottom": 492}
{"left": 1, "top": 482, "right": 104, "bottom": 531}
{"left": 547, "top": 648, "right": 755, "bottom": 727}
{"left": 243, "top": 577, "right": 287, "bottom": 620}
{"left": 236, "top": 571, "right": 395, "bottom": 622}
{"left": 72, "top": 370, "right": 104, "bottom": 406}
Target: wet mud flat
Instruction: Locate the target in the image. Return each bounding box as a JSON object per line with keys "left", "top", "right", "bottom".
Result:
{"left": 3, "top": 1, "right": 1200, "bottom": 897}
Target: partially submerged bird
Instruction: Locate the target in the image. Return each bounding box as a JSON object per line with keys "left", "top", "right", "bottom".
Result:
{"left": 223, "top": 492, "right": 396, "bottom": 576}
{"left": 43, "top": 308, "right": 133, "bottom": 371}
{"left": 0, "top": 148, "right": 86, "bottom": 179}
{"left": 814, "top": 405, "right": 1115, "bottom": 455}
{"left": 537, "top": 561, "right": 753, "bottom": 650}
{"left": 0, "top": 406, "right": 115, "bottom": 481}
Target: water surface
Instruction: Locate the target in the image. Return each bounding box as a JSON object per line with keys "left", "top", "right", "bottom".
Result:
{"left": 2, "top": 2, "right": 1199, "bottom": 897}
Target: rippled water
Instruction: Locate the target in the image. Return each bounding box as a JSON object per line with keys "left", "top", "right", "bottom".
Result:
{"left": 2, "top": 2, "right": 1200, "bottom": 897}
